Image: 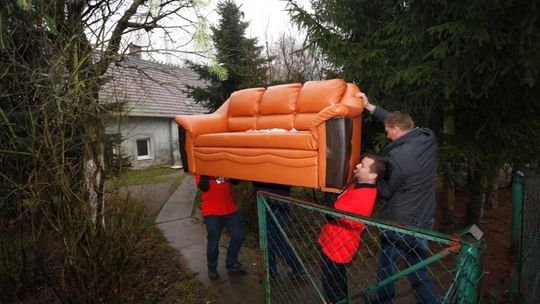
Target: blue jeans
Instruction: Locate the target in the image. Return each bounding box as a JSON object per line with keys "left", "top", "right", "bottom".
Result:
{"left": 374, "top": 218, "right": 439, "bottom": 304}
{"left": 266, "top": 199, "right": 303, "bottom": 275}
{"left": 203, "top": 210, "right": 245, "bottom": 270}
{"left": 321, "top": 252, "right": 348, "bottom": 304}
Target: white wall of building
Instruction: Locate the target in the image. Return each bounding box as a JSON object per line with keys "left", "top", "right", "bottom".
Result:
{"left": 106, "top": 116, "right": 180, "bottom": 170}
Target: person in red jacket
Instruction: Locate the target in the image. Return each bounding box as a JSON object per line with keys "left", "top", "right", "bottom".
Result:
{"left": 197, "top": 175, "right": 247, "bottom": 280}
{"left": 318, "top": 155, "right": 386, "bottom": 303}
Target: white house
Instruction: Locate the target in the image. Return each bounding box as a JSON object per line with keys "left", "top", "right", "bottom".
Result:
{"left": 100, "top": 53, "right": 207, "bottom": 169}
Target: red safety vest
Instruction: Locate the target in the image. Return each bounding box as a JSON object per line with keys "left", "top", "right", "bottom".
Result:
{"left": 196, "top": 175, "right": 238, "bottom": 217}
{"left": 318, "top": 184, "right": 377, "bottom": 263}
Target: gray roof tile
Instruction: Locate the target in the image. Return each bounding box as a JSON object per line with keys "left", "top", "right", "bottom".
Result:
{"left": 99, "top": 56, "right": 208, "bottom": 117}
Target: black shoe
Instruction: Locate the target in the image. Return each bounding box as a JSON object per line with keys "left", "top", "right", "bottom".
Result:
{"left": 226, "top": 262, "right": 247, "bottom": 273}
{"left": 208, "top": 269, "right": 219, "bottom": 279}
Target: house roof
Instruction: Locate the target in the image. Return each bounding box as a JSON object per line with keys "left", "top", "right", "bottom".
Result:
{"left": 99, "top": 55, "right": 208, "bottom": 118}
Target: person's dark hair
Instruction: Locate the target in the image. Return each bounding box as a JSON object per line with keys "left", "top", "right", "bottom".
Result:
{"left": 364, "top": 155, "right": 386, "bottom": 182}
{"left": 384, "top": 111, "right": 415, "bottom": 130}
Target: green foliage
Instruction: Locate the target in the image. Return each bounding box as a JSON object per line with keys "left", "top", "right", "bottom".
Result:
{"left": 185, "top": 0, "right": 269, "bottom": 112}
{"left": 0, "top": 1, "right": 213, "bottom": 303}
{"left": 288, "top": 0, "right": 540, "bottom": 173}
{"left": 104, "top": 133, "right": 132, "bottom": 178}
{"left": 231, "top": 181, "right": 259, "bottom": 244}
{"left": 0, "top": 0, "right": 89, "bottom": 219}
{"left": 229, "top": 182, "right": 325, "bottom": 249}
{"left": 0, "top": 196, "right": 215, "bottom": 303}
{"left": 121, "top": 167, "right": 182, "bottom": 185}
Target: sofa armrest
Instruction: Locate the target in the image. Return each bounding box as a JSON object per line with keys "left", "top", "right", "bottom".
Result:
{"left": 175, "top": 113, "right": 228, "bottom": 174}
{"left": 310, "top": 101, "right": 363, "bottom": 190}
{"left": 175, "top": 113, "right": 228, "bottom": 136}
{"left": 340, "top": 97, "right": 364, "bottom": 117}
{"left": 310, "top": 104, "right": 349, "bottom": 132}
{"left": 309, "top": 98, "right": 364, "bottom": 132}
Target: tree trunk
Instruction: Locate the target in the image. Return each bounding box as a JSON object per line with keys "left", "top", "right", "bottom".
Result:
{"left": 479, "top": 172, "right": 487, "bottom": 220}
{"left": 485, "top": 169, "right": 500, "bottom": 209}
{"left": 440, "top": 98, "right": 456, "bottom": 232}
{"left": 465, "top": 168, "right": 483, "bottom": 226}
{"left": 440, "top": 164, "right": 455, "bottom": 232}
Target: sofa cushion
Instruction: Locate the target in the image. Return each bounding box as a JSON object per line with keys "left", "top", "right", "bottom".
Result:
{"left": 257, "top": 114, "right": 294, "bottom": 130}
{"left": 228, "top": 87, "right": 265, "bottom": 116}
{"left": 259, "top": 83, "right": 301, "bottom": 115}
{"left": 195, "top": 131, "right": 317, "bottom": 150}
{"left": 296, "top": 79, "right": 347, "bottom": 114}
{"left": 294, "top": 113, "right": 318, "bottom": 131}
{"left": 228, "top": 88, "right": 265, "bottom": 131}
{"left": 254, "top": 83, "right": 301, "bottom": 130}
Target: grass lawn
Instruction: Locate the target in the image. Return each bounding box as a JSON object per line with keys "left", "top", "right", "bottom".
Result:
{"left": 121, "top": 167, "right": 182, "bottom": 185}
{"left": 106, "top": 167, "right": 184, "bottom": 196}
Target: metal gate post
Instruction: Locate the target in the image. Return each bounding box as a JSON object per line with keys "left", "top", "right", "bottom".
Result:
{"left": 509, "top": 171, "right": 524, "bottom": 302}
{"left": 456, "top": 225, "right": 483, "bottom": 304}
{"left": 257, "top": 193, "right": 271, "bottom": 303}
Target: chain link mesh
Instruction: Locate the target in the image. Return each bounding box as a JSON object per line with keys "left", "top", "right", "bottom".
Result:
{"left": 257, "top": 192, "right": 483, "bottom": 304}
{"left": 520, "top": 174, "right": 540, "bottom": 303}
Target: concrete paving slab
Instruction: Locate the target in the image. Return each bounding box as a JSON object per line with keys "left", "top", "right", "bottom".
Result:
{"left": 176, "top": 231, "right": 264, "bottom": 303}
{"left": 155, "top": 175, "right": 196, "bottom": 223}
{"left": 158, "top": 217, "right": 206, "bottom": 250}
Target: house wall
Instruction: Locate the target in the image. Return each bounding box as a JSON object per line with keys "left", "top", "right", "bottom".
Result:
{"left": 106, "top": 116, "right": 180, "bottom": 170}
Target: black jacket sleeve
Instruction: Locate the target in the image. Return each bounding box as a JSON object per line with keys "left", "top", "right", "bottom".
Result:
{"left": 376, "top": 159, "right": 401, "bottom": 200}
{"left": 198, "top": 175, "right": 210, "bottom": 192}
{"left": 323, "top": 192, "right": 338, "bottom": 221}
{"left": 372, "top": 106, "right": 390, "bottom": 123}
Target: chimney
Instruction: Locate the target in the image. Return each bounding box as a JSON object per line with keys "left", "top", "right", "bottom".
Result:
{"left": 128, "top": 43, "right": 142, "bottom": 58}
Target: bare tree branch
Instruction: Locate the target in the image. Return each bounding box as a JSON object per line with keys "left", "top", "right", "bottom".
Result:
{"left": 97, "top": 0, "right": 145, "bottom": 75}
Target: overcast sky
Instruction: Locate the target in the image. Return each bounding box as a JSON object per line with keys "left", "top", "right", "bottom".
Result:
{"left": 216, "top": 0, "right": 311, "bottom": 42}
{"left": 132, "top": 0, "right": 311, "bottom": 64}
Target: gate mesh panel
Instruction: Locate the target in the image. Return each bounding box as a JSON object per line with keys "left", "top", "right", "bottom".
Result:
{"left": 257, "top": 192, "right": 483, "bottom": 304}
{"left": 521, "top": 175, "right": 540, "bottom": 303}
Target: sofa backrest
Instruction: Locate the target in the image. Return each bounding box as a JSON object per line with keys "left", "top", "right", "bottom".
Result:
{"left": 227, "top": 88, "right": 265, "bottom": 131}
{"left": 257, "top": 83, "right": 300, "bottom": 130}
{"left": 226, "top": 79, "right": 351, "bottom": 132}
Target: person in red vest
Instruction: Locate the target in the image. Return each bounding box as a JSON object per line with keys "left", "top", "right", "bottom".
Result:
{"left": 197, "top": 175, "right": 247, "bottom": 280}
{"left": 318, "top": 155, "right": 386, "bottom": 303}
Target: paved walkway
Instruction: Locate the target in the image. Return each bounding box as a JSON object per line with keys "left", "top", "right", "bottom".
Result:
{"left": 155, "top": 175, "right": 263, "bottom": 303}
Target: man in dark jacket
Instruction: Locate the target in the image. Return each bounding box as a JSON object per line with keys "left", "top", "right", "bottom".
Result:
{"left": 357, "top": 92, "right": 439, "bottom": 304}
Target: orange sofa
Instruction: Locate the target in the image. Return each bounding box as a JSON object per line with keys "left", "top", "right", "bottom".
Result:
{"left": 175, "top": 79, "right": 364, "bottom": 192}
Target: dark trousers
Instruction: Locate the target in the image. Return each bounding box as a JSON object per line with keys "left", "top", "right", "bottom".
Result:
{"left": 203, "top": 210, "right": 245, "bottom": 270}
{"left": 266, "top": 199, "right": 303, "bottom": 275}
{"left": 374, "top": 218, "right": 439, "bottom": 304}
{"left": 321, "top": 252, "right": 348, "bottom": 304}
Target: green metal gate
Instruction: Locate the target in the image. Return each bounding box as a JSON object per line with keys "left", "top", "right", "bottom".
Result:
{"left": 510, "top": 173, "right": 540, "bottom": 303}
{"left": 257, "top": 191, "right": 484, "bottom": 304}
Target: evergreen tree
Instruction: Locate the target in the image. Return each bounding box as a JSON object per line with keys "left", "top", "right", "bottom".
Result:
{"left": 288, "top": 0, "right": 540, "bottom": 226}
{"left": 186, "top": 0, "right": 269, "bottom": 112}
{"left": 0, "top": 1, "right": 208, "bottom": 301}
